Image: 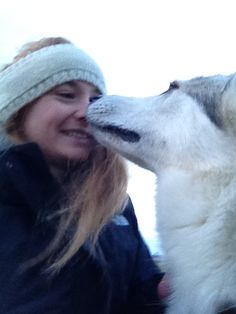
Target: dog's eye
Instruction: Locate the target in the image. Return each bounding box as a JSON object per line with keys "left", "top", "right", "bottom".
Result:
{"left": 160, "top": 81, "right": 179, "bottom": 96}
{"left": 169, "top": 81, "right": 179, "bottom": 90}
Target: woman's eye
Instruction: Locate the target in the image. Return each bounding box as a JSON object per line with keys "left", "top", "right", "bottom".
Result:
{"left": 57, "top": 92, "right": 75, "bottom": 99}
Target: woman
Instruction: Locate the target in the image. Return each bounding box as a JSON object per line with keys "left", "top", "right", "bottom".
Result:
{"left": 0, "top": 37, "right": 164, "bottom": 313}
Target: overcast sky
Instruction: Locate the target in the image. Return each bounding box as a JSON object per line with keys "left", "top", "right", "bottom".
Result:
{"left": 1, "top": 0, "right": 236, "bottom": 253}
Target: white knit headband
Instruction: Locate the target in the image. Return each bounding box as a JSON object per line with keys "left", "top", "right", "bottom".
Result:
{"left": 0, "top": 43, "right": 106, "bottom": 126}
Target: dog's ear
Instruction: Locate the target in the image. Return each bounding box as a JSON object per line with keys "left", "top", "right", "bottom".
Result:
{"left": 221, "top": 74, "right": 236, "bottom": 134}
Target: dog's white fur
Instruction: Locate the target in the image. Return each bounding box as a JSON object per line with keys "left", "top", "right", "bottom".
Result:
{"left": 87, "top": 74, "right": 236, "bottom": 313}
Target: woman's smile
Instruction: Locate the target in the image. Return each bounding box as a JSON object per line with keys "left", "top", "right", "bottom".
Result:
{"left": 61, "top": 129, "right": 95, "bottom": 144}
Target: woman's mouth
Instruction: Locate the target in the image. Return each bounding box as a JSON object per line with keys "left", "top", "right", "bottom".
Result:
{"left": 61, "top": 129, "right": 94, "bottom": 141}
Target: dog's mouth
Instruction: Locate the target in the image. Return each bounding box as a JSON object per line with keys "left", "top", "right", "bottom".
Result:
{"left": 91, "top": 123, "right": 140, "bottom": 143}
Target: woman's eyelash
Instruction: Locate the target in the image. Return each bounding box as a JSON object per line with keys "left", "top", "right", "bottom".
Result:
{"left": 57, "top": 92, "right": 75, "bottom": 99}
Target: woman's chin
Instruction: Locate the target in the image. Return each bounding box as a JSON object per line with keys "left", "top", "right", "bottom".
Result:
{"left": 45, "top": 148, "right": 92, "bottom": 168}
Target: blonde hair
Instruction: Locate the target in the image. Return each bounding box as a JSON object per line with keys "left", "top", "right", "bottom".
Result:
{"left": 4, "top": 37, "right": 128, "bottom": 271}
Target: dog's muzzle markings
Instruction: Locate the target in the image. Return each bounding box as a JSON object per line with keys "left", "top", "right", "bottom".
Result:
{"left": 90, "top": 123, "right": 140, "bottom": 143}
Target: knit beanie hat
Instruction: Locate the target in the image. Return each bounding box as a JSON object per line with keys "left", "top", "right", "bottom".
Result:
{"left": 0, "top": 43, "right": 106, "bottom": 147}
{"left": 0, "top": 43, "right": 106, "bottom": 122}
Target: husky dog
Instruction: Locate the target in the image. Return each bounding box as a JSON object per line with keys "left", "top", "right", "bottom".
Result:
{"left": 87, "top": 74, "right": 236, "bottom": 314}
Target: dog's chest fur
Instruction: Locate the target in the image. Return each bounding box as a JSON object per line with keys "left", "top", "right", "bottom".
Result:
{"left": 157, "top": 168, "right": 236, "bottom": 314}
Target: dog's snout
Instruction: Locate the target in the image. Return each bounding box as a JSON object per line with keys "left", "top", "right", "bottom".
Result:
{"left": 89, "top": 95, "right": 102, "bottom": 104}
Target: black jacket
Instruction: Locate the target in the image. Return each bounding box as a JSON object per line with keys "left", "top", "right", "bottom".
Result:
{"left": 0, "top": 143, "right": 164, "bottom": 314}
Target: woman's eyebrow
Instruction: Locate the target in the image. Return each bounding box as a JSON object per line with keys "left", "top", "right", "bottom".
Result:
{"left": 57, "top": 81, "right": 100, "bottom": 94}
{"left": 67, "top": 81, "right": 77, "bottom": 87}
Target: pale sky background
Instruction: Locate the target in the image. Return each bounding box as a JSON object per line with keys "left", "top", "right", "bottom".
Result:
{"left": 1, "top": 0, "right": 236, "bottom": 254}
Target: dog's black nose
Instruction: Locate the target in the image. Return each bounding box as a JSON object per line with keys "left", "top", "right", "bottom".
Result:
{"left": 89, "top": 95, "right": 102, "bottom": 103}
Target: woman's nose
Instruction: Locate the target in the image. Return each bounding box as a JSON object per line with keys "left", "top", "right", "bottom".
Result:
{"left": 74, "top": 95, "right": 102, "bottom": 119}
{"left": 74, "top": 97, "right": 93, "bottom": 122}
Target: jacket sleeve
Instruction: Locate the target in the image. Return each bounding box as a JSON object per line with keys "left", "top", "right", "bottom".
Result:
{"left": 123, "top": 198, "right": 165, "bottom": 314}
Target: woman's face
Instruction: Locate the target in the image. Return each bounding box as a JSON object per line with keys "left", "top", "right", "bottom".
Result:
{"left": 21, "top": 80, "right": 100, "bottom": 165}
